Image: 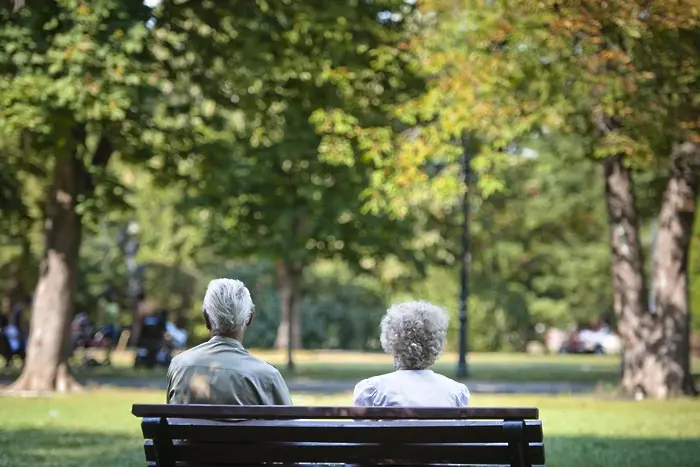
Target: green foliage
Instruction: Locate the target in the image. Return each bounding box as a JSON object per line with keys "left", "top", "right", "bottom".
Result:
{"left": 1, "top": 1, "right": 152, "bottom": 139}
{"left": 151, "top": 0, "right": 428, "bottom": 218}
{"left": 385, "top": 0, "right": 700, "bottom": 219}
{"left": 4, "top": 0, "right": 696, "bottom": 359}
{"left": 0, "top": 0, "right": 219, "bottom": 226}
{"left": 422, "top": 1, "right": 697, "bottom": 157}
{"left": 191, "top": 260, "right": 387, "bottom": 350}
{"left": 69, "top": 160, "right": 207, "bottom": 323}
{"left": 379, "top": 0, "right": 700, "bottom": 354}
{"left": 397, "top": 136, "right": 613, "bottom": 351}
{"left": 301, "top": 261, "right": 387, "bottom": 350}
{"left": 0, "top": 156, "right": 28, "bottom": 242}
{"left": 158, "top": 0, "right": 451, "bottom": 283}
{"left": 691, "top": 214, "right": 700, "bottom": 332}
{"left": 0, "top": 0, "right": 226, "bottom": 336}
{"left": 0, "top": 139, "right": 44, "bottom": 253}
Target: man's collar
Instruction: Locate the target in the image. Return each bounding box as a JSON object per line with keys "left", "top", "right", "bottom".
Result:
{"left": 210, "top": 335, "right": 244, "bottom": 348}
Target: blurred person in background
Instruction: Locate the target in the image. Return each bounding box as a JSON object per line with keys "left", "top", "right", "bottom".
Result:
{"left": 96, "top": 289, "right": 120, "bottom": 366}
{"left": 1, "top": 312, "right": 25, "bottom": 367}
{"left": 1, "top": 297, "right": 29, "bottom": 367}
{"left": 129, "top": 290, "right": 150, "bottom": 348}
{"left": 151, "top": 308, "right": 188, "bottom": 366}
{"left": 166, "top": 278, "right": 291, "bottom": 405}
{"left": 134, "top": 308, "right": 167, "bottom": 368}
{"left": 165, "top": 315, "right": 188, "bottom": 350}
{"left": 10, "top": 296, "right": 29, "bottom": 347}
{"left": 354, "top": 301, "right": 470, "bottom": 407}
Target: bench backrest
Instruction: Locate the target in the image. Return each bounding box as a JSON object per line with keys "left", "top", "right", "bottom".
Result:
{"left": 133, "top": 405, "right": 545, "bottom": 467}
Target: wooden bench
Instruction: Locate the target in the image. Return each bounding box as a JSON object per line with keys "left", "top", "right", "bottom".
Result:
{"left": 132, "top": 404, "right": 545, "bottom": 467}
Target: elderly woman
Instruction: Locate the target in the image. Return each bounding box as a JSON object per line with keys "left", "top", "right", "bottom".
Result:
{"left": 353, "top": 301, "right": 470, "bottom": 407}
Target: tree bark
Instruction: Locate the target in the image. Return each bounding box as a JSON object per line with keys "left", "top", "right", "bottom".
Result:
{"left": 9, "top": 151, "right": 86, "bottom": 393}
{"left": 274, "top": 260, "right": 302, "bottom": 369}
{"left": 648, "top": 142, "right": 699, "bottom": 397}
{"left": 602, "top": 155, "right": 655, "bottom": 396}
{"left": 604, "top": 146, "right": 700, "bottom": 399}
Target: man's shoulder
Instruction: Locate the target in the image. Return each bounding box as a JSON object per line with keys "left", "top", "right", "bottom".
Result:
{"left": 171, "top": 344, "right": 282, "bottom": 380}
{"left": 243, "top": 354, "right": 284, "bottom": 380}
{"left": 169, "top": 342, "right": 209, "bottom": 368}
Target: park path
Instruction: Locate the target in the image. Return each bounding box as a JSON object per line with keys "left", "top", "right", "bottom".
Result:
{"left": 67, "top": 377, "right": 597, "bottom": 394}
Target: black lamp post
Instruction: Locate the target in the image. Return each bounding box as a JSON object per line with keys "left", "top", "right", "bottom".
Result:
{"left": 456, "top": 137, "right": 473, "bottom": 379}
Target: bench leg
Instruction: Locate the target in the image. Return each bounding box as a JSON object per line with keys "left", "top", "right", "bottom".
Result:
{"left": 154, "top": 416, "right": 175, "bottom": 467}
{"left": 504, "top": 420, "right": 526, "bottom": 467}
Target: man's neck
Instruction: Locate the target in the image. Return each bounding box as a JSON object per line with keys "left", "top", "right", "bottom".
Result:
{"left": 211, "top": 331, "right": 244, "bottom": 343}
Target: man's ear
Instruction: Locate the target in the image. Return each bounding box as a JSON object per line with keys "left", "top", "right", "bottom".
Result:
{"left": 203, "top": 311, "right": 212, "bottom": 331}
{"left": 247, "top": 308, "right": 255, "bottom": 328}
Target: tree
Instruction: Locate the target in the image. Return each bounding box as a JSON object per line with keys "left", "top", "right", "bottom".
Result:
{"left": 543, "top": 1, "right": 700, "bottom": 397}
{"left": 156, "top": 0, "right": 452, "bottom": 367}
{"left": 1, "top": 1, "right": 145, "bottom": 391}
{"left": 397, "top": 0, "right": 699, "bottom": 397}
{"left": 403, "top": 134, "right": 614, "bottom": 351}
{"left": 0, "top": 1, "right": 211, "bottom": 391}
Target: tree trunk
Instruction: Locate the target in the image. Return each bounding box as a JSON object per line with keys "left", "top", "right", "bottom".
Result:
{"left": 648, "top": 142, "right": 699, "bottom": 397}
{"left": 9, "top": 152, "right": 85, "bottom": 393}
{"left": 275, "top": 260, "right": 302, "bottom": 370}
{"left": 602, "top": 155, "right": 656, "bottom": 396}
{"left": 604, "top": 146, "right": 700, "bottom": 399}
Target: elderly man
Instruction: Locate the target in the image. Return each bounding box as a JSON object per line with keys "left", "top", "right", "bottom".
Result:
{"left": 166, "top": 278, "right": 292, "bottom": 405}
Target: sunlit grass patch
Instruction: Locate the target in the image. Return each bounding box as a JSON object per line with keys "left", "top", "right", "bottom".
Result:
{"left": 1, "top": 388, "right": 699, "bottom": 467}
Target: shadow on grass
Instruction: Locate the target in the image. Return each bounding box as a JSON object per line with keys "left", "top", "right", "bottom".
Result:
{"left": 0, "top": 427, "right": 145, "bottom": 467}
{"left": 546, "top": 436, "right": 700, "bottom": 467}
{"left": 1, "top": 427, "right": 697, "bottom": 467}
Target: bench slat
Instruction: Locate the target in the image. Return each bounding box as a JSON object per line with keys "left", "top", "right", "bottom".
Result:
{"left": 132, "top": 404, "right": 539, "bottom": 420}
{"left": 141, "top": 418, "right": 544, "bottom": 444}
{"left": 144, "top": 440, "right": 546, "bottom": 465}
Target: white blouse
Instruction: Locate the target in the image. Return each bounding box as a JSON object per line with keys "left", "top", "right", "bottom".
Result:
{"left": 353, "top": 369, "right": 470, "bottom": 407}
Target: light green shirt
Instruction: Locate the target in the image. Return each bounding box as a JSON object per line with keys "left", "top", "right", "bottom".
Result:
{"left": 166, "top": 336, "right": 292, "bottom": 406}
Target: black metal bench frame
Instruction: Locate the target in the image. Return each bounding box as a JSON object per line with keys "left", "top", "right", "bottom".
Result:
{"left": 132, "top": 404, "right": 545, "bottom": 466}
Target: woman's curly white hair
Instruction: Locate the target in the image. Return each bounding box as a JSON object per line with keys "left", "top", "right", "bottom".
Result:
{"left": 380, "top": 300, "right": 449, "bottom": 370}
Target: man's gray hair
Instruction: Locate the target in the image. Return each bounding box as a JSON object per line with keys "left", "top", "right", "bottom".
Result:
{"left": 380, "top": 300, "right": 448, "bottom": 370}
{"left": 203, "top": 278, "right": 254, "bottom": 334}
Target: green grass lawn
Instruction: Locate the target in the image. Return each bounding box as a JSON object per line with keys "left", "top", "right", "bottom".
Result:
{"left": 0, "top": 389, "right": 698, "bottom": 467}
{"left": 272, "top": 352, "right": 625, "bottom": 384}
{"left": 8, "top": 350, "right": 692, "bottom": 386}
{"left": 259, "top": 350, "right": 699, "bottom": 385}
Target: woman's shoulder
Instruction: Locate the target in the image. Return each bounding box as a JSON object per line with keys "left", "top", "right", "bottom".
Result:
{"left": 430, "top": 371, "right": 470, "bottom": 395}
{"left": 353, "top": 372, "right": 398, "bottom": 405}
{"left": 353, "top": 376, "right": 377, "bottom": 406}
{"left": 353, "top": 373, "right": 388, "bottom": 392}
